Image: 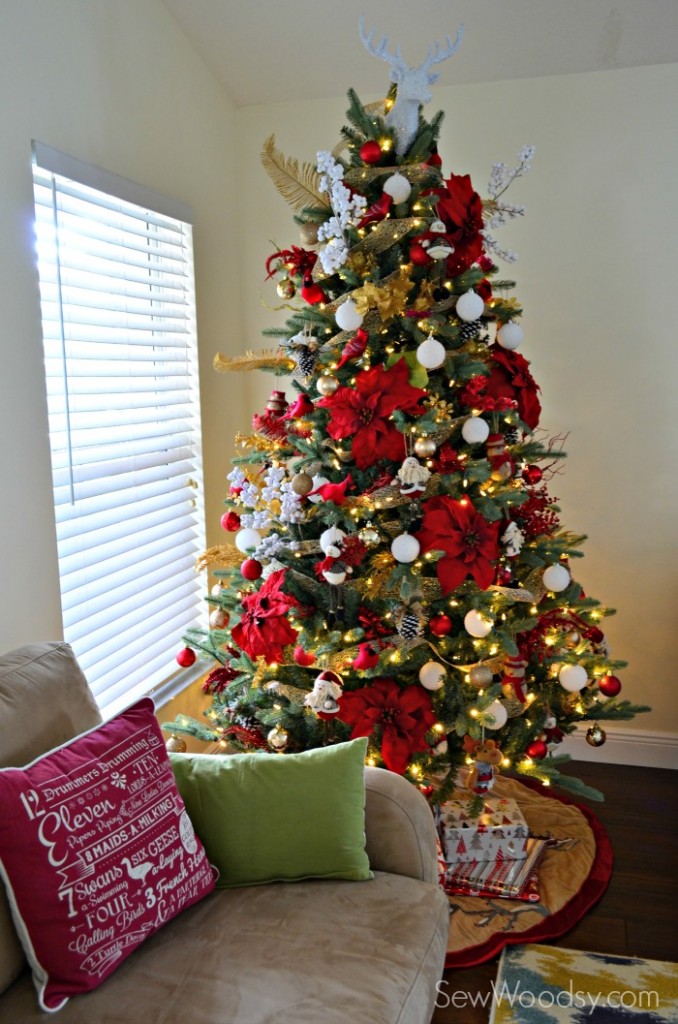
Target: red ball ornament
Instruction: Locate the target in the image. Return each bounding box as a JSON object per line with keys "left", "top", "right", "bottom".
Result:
{"left": 598, "top": 674, "right": 622, "bottom": 698}
{"left": 359, "top": 140, "right": 383, "bottom": 165}
{"left": 175, "top": 647, "right": 196, "bottom": 668}
{"left": 522, "top": 464, "right": 543, "bottom": 485}
{"left": 221, "top": 511, "right": 241, "bottom": 532}
{"left": 429, "top": 613, "right": 452, "bottom": 637}
{"left": 525, "top": 739, "right": 548, "bottom": 760}
{"left": 409, "top": 242, "right": 431, "bottom": 267}
{"left": 495, "top": 565, "right": 514, "bottom": 586}
{"left": 241, "top": 558, "right": 263, "bottom": 581}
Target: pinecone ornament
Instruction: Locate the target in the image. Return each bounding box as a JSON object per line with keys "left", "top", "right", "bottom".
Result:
{"left": 396, "top": 602, "right": 427, "bottom": 640}
{"left": 295, "top": 344, "right": 318, "bottom": 378}
{"left": 458, "top": 320, "right": 481, "bottom": 342}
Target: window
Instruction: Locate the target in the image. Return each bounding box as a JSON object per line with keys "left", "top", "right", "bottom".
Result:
{"left": 32, "top": 143, "right": 206, "bottom": 719}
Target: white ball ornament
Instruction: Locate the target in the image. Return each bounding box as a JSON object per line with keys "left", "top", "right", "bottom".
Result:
{"left": 456, "top": 290, "right": 485, "bottom": 322}
{"left": 307, "top": 475, "right": 329, "bottom": 504}
{"left": 462, "top": 416, "right": 490, "bottom": 445}
{"left": 382, "top": 172, "right": 412, "bottom": 204}
{"left": 559, "top": 663, "right": 588, "bottom": 692}
{"left": 418, "top": 662, "right": 446, "bottom": 691}
{"left": 464, "top": 609, "right": 493, "bottom": 638}
{"left": 391, "top": 533, "right": 420, "bottom": 563}
{"left": 543, "top": 563, "right": 571, "bottom": 593}
{"left": 416, "top": 334, "right": 446, "bottom": 370}
{"left": 484, "top": 700, "right": 508, "bottom": 730}
{"left": 234, "top": 527, "right": 262, "bottom": 553}
{"left": 335, "top": 299, "right": 364, "bottom": 332}
{"left": 497, "top": 321, "right": 524, "bottom": 350}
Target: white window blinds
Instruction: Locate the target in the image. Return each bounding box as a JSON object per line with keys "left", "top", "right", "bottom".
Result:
{"left": 32, "top": 143, "right": 206, "bottom": 719}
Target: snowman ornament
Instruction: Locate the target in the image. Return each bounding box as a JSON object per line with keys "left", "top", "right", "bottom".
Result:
{"left": 319, "top": 525, "right": 352, "bottom": 626}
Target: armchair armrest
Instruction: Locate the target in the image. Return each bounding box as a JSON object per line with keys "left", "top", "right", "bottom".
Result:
{"left": 363, "top": 766, "right": 439, "bottom": 884}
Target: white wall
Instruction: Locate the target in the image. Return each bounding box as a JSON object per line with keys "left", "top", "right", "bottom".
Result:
{"left": 1, "top": 2, "right": 674, "bottom": 751}
{"left": 235, "top": 63, "right": 678, "bottom": 740}
{"left": 0, "top": 0, "right": 243, "bottom": 650}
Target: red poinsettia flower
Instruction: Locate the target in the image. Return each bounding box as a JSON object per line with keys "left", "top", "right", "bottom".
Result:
{"left": 202, "top": 665, "right": 238, "bottom": 695}
{"left": 432, "top": 442, "right": 462, "bottom": 475}
{"left": 417, "top": 496, "right": 500, "bottom": 594}
{"left": 460, "top": 374, "right": 517, "bottom": 413}
{"left": 486, "top": 348, "right": 541, "bottom": 431}
{"left": 336, "top": 679, "right": 437, "bottom": 775}
{"left": 430, "top": 173, "right": 485, "bottom": 276}
{"left": 231, "top": 570, "right": 299, "bottom": 664}
{"left": 316, "top": 359, "right": 426, "bottom": 470}
{"left": 358, "top": 605, "right": 392, "bottom": 640}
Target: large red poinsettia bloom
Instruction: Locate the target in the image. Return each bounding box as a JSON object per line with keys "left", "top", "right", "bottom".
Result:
{"left": 316, "top": 359, "right": 426, "bottom": 470}
{"left": 430, "top": 173, "right": 485, "bottom": 277}
{"left": 485, "top": 348, "right": 542, "bottom": 431}
{"left": 417, "top": 496, "right": 500, "bottom": 594}
{"left": 231, "top": 570, "right": 299, "bottom": 664}
{"left": 337, "top": 679, "right": 436, "bottom": 775}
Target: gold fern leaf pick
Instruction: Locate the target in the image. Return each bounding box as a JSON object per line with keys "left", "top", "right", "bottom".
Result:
{"left": 213, "top": 349, "right": 295, "bottom": 374}
{"left": 260, "top": 134, "right": 326, "bottom": 212}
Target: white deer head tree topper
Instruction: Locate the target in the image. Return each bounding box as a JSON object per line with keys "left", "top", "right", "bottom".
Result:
{"left": 358, "top": 16, "right": 463, "bottom": 158}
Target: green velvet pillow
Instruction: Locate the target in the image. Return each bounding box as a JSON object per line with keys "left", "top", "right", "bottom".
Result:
{"left": 169, "top": 738, "right": 372, "bottom": 888}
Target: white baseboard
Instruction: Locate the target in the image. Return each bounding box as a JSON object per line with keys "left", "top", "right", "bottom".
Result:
{"left": 559, "top": 725, "right": 678, "bottom": 769}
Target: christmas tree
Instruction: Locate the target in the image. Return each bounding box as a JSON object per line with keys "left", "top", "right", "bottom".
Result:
{"left": 166, "top": 23, "right": 648, "bottom": 803}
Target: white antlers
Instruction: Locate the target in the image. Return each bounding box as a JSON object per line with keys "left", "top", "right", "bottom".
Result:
{"left": 358, "top": 16, "right": 463, "bottom": 157}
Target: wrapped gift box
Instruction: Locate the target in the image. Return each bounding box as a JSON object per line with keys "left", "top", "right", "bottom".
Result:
{"left": 436, "top": 795, "right": 529, "bottom": 865}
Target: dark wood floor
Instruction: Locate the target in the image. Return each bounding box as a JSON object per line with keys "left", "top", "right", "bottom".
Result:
{"left": 431, "top": 761, "right": 678, "bottom": 1024}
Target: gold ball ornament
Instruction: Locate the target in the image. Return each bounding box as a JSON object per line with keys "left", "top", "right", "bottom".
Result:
{"left": 358, "top": 522, "right": 380, "bottom": 546}
{"left": 469, "top": 664, "right": 494, "bottom": 687}
{"left": 276, "top": 278, "right": 296, "bottom": 299}
{"left": 209, "top": 608, "right": 230, "bottom": 629}
{"left": 414, "top": 436, "right": 437, "bottom": 458}
{"left": 586, "top": 723, "right": 607, "bottom": 747}
{"left": 299, "top": 221, "right": 319, "bottom": 246}
{"left": 267, "top": 724, "right": 289, "bottom": 751}
{"left": 316, "top": 374, "right": 339, "bottom": 397}
{"left": 291, "top": 471, "right": 314, "bottom": 496}
{"left": 165, "top": 734, "right": 187, "bottom": 753}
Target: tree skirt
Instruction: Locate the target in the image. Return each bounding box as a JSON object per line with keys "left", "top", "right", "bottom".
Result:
{"left": 445, "top": 776, "right": 613, "bottom": 969}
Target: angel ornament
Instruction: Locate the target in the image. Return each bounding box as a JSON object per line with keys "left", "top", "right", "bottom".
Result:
{"left": 393, "top": 455, "right": 431, "bottom": 496}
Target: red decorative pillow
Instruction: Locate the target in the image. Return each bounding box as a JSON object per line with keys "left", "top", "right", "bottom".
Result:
{"left": 0, "top": 698, "right": 215, "bottom": 1012}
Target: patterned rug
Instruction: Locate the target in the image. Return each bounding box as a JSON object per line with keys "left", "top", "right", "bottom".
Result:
{"left": 489, "top": 944, "right": 678, "bottom": 1023}
{"left": 446, "top": 777, "right": 613, "bottom": 968}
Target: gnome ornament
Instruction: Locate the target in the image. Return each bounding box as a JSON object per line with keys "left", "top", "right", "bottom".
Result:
{"left": 392, "top": 455, "right": 431, "bottom": 496}
{"left": 501, "top": 520, "right": 525, "bottom": 558}
{"left": 304, "top": 670, "right": 343, "bottom": 715}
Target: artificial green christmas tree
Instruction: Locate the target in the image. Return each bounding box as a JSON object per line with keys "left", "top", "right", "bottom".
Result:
{"left": 166, "top": 24, "right": 648, "bottom": 802}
